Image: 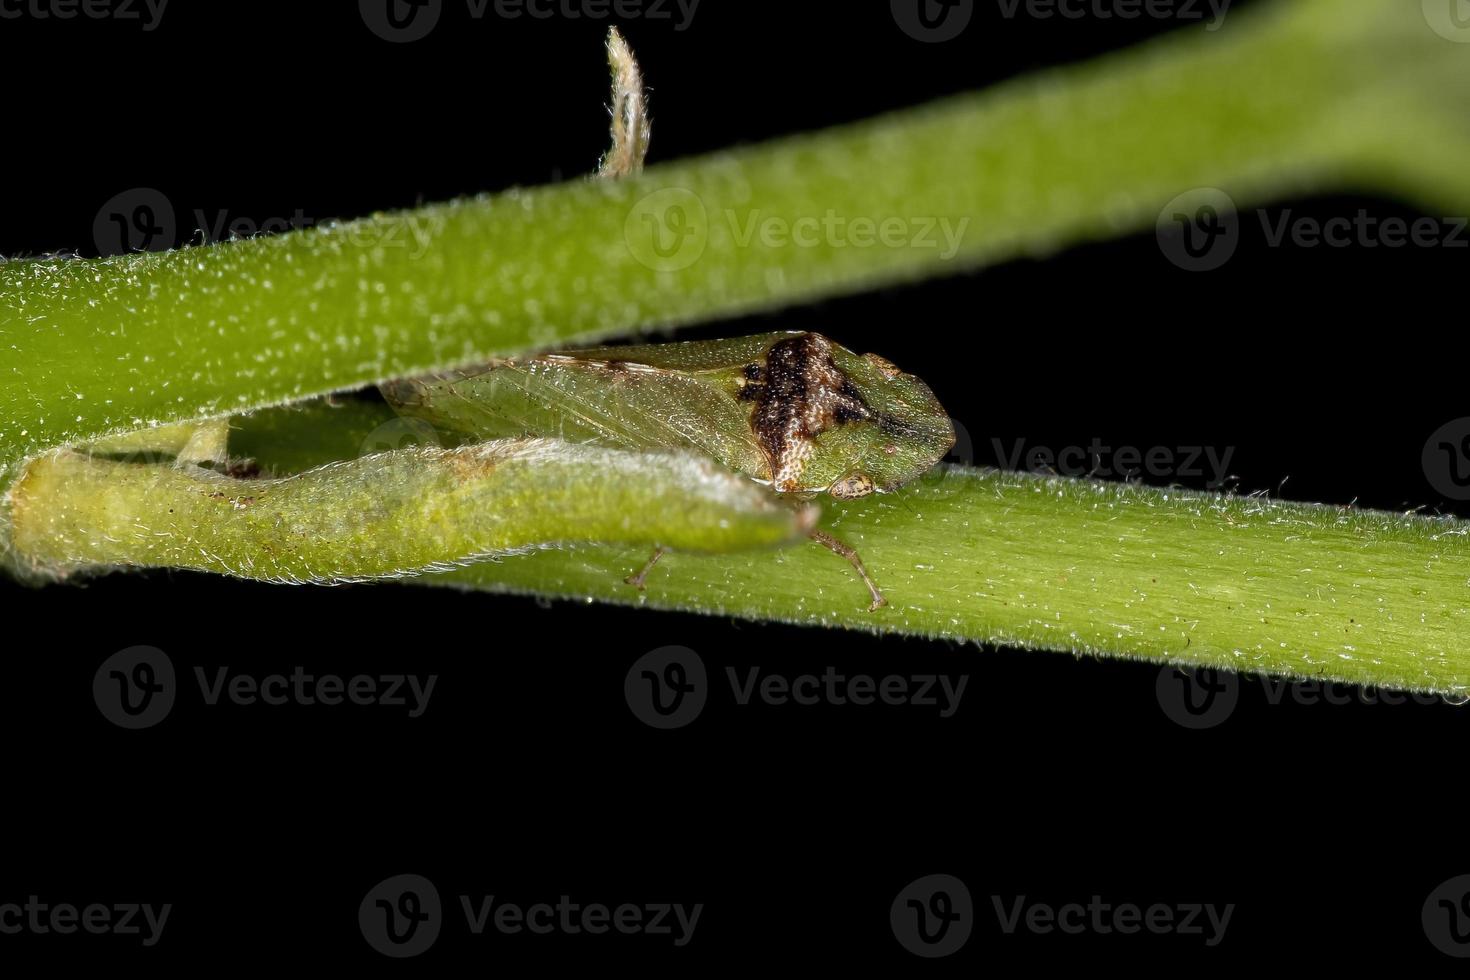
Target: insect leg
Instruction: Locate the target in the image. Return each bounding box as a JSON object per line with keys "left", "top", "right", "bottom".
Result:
{"left": 624, "top": 546, "right": 667, "bottom": 591}
{"left": 807, "top": 529, "right": 888, "bottom": 612}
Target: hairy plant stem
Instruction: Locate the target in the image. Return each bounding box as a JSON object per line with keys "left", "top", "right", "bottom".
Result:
{"left": 431, "top": 466, "right": 1470, "bottom": 695}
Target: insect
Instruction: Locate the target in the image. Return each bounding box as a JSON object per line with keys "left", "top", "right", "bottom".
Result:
{"left": 381, "top": 331, "right": 955, "bottom": 609}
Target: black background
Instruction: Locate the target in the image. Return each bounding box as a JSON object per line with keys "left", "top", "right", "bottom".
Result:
{"left": 2, "top": 0, "right": 1467, "bottom": 969}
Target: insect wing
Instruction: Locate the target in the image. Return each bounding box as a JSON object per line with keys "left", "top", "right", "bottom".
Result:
{"left": 560, "top": 331, "right": 794, "bottom": 372}
{"left": 388, "top": 357, "right": 772, "bottom": 481}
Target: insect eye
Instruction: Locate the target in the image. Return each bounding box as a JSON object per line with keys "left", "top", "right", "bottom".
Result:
{"left": 829, "top": 472, "right": 876, "bottom": 500}
{"left": 863, "top": 352, "right": 903, "bottom": 379}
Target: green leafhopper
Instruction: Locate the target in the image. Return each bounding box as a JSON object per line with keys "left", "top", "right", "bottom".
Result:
{"left": 382, "top": 331, "right": 955, "bottom": 608}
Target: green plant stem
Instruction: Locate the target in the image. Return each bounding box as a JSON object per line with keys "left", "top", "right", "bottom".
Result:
{"left": 1, "top": 0, "right": 1462, "bottom": 469}
{"left": 4, "top": 442, "right": 810, "bottom": 583}
{"left": 431, "top": 466, "right": 1470, "bottom": 695}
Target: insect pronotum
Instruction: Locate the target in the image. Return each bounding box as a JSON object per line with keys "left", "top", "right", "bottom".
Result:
{"left": 382, "top": 330, "right": 956, "bottom": 609}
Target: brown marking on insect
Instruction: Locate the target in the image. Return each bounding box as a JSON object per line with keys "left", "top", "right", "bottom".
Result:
{"left": 539, "top": 353, "right": 662, "bottom": 376}
{"left": 744, "top": 333, "right": 871, "bottom": 492}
